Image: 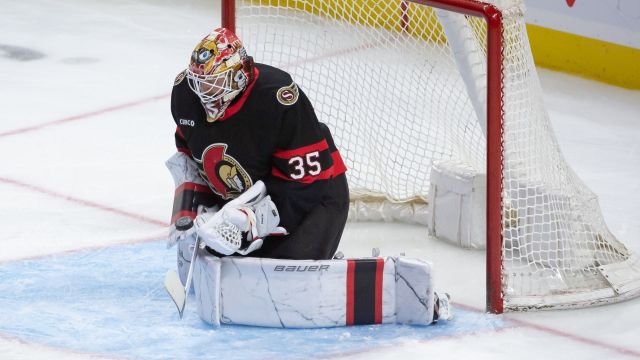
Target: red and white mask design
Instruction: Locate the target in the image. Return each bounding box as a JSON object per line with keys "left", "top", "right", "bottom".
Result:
{"left": 186, "top": 28, "right": 254, "bottom": 122}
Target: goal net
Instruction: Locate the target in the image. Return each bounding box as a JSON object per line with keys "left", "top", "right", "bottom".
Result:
{"left": 222, "top": 0, "right": 640, "bottom": 312}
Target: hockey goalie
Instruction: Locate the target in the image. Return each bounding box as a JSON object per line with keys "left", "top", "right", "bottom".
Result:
{"left": 163, "top": 27, "right": 452, "bottom": 328}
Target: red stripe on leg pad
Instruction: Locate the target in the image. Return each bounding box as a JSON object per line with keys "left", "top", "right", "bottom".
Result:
{"left": 375, "top": 258, "right": 384, "bottom": 324}
{"left": 347, "top": 258, "right": 384, "bottom": 325}
{"left": 346, "top": 260, "right": 355, "bottom": 326}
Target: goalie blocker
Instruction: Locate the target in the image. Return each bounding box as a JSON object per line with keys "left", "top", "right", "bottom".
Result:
{"left": 192, "top": 253, "right": 452, "bottom": 328}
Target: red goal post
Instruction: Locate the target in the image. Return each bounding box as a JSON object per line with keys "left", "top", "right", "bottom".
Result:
{"left": 407, "top": 0, "right": 506, "bottom": 315}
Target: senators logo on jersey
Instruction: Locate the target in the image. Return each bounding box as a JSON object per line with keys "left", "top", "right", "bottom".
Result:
{"left": 194, "top": 144, "right": 253, "bottom": 200}
{"left": 276, "top": 82, "right": 299, "bottom": 106}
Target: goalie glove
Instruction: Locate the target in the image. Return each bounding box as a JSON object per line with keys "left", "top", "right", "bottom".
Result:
{"left": 195, "top": 181, "right": 288, "bottom": 255}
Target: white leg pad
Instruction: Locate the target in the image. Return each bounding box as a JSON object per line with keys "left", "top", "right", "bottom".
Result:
{"left": 194, "top": 252, "right": 221, "bottom": 327}
{"left": 177, "top": 235, "right": 196, "bottom": 286}
{"left": 395, "top": 257, "right": 435, "bottom": 325}
{"left": 192, "top": 255, "right": 439, "bottom": 328}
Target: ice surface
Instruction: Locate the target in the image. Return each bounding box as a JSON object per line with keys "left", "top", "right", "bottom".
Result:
{"left": 0, "top": 0, "right": 639, "bottom": 359}
{"left": 0, "top": 242, "right": 508, "bottom": 360}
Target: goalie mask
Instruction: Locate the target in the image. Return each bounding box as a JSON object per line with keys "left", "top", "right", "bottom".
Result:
{"left": 186, "top": 28, "right": 254, "bottom": 122}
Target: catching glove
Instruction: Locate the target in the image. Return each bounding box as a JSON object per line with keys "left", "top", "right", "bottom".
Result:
{"left": 195, "top": 181, "right": 287, "bottom": 255}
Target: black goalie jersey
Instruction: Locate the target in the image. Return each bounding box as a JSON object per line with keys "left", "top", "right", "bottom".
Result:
{"left": 170, "top": 63, "right": 349, "bottom": 260}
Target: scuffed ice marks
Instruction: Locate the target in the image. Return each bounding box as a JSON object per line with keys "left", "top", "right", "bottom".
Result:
{"left": 0, "top": 44, "right": 45, "bottom": 61}
{"left": 0, "top": 44, "right": 99, "bottom": 64}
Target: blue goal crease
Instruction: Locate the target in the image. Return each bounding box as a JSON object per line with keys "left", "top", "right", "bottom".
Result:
{"left": 0, "top": 241, "right": 509, "bottom": 360}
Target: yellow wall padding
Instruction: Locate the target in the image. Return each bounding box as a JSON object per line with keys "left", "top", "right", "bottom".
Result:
{"left": 526, "top": 24, "right": 640, "bottom": 89}
{"left": 250, "top": 0, "right": 446, "bottom": 42}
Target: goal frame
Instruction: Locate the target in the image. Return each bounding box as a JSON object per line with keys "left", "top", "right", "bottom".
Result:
{"left": 221, "top": 0, "right": 507, "bottom": 314}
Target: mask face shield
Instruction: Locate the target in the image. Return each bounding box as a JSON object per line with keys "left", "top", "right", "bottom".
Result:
{"left": 186, "top": 28, "right": 253, "bottom": 121}
{"left": 186, "top": 67, "right": 248, "bottom": 121}
{"left": 186, "top": 68, "right": 234, "bottom": 104}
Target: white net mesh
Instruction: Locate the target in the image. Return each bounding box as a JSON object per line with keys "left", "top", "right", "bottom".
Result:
{"left": 230, "top": 0, "right": 640, "bottom": 310}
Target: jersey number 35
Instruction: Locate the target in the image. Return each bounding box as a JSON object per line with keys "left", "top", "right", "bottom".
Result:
{"left": 288, "top": 151, "right": 321, "bottom": 180}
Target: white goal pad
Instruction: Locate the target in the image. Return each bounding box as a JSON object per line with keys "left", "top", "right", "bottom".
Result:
{"left": 427, "top": 160, "right": 486, "bottom": 249}
{"left": 193, "top": 254, "right": 438, "bottom": 328}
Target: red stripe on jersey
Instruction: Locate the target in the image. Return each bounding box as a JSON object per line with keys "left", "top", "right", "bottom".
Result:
{"left": 346, "top": 260, "right": 355, "bottom": 326}
{"left": 174, "top": 182, "right": 212, "bottom": 195}
{"left": 171, "top": 210, "right": 197, "bottom": 224}
{"left": 374, "top": 258, "right": 384, "bottom": 324}
{"left": 219, "top": 68, "right": 260, "bottom": 121}
{"left": 270, "top": 150, "right": 347, "bottom": 183}
{"left": 270, "top": 166, "right": 333, "bottom": 183}
{"left": 273, "top": 139, "right": 329, "bottom": 160}
{"left": 331, "top": 150, "right": 347, "bottom": 176}
{"left": 175, "top": 127, "right": 192, "bottom": 155}
{"left": 176, "top": 126, "right": 185, "bottom": 139}
{"left": 177, "top": 147, "right": 192, "bottom": 156}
